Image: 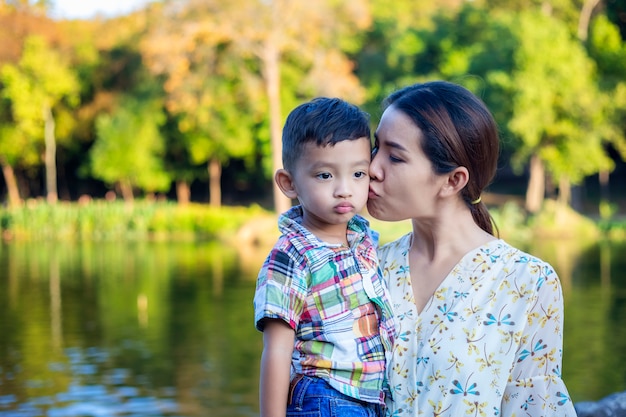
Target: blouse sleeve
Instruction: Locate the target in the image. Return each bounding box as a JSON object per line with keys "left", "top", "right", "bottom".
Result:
{"left": 501, "top": 261, "right": 577, "bottom": 416}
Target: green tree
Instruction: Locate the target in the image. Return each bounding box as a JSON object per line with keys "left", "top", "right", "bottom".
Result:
{"left": 197, "top": 0, "right": 370, "bottom": 213}
{"left": 141, "top": 2, "right": 263, "bottom": 207}
{"left": 501, "top": 11, "right": 613, "bottom": 211}
{"left": 0, "top": 123, "right": 32, "bottom": 207}
{"left": 369, "top": 3, "right": 617, "bottom": 212}
{"left": 142, "top": 0, "right": 369, "bottom": 210}
{"left": 605, "top": 0, "right": 626, "bottom": 39}
{"left": 1, "top": 35, "right": 79, "bottom": 204}
{"left": 356, "top": 0, "right": 467, "bottom": 117}
{"left": 586, "top": 14, "right": 626, "bottom": 206}
{"left": 62, "top": 17, "right": 159, "bottom": 201}
{"left": 90, "top": 97, "right": 169, "bottom": 202}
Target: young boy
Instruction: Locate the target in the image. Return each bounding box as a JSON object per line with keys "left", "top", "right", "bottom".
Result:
{"left": 253, "top": 97, "right": 395, "bottom": 417}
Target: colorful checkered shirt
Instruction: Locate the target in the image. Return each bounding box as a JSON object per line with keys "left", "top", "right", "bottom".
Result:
{"left": 254, "top": 206, "right": 395, "bottom": 405}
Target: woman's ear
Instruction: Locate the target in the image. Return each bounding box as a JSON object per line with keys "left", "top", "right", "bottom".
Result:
{"left": 440, "top": 166, "right": 469, "bottom": 198}
{"left": 275, "top": 169, "right": 298, "bottom": 199}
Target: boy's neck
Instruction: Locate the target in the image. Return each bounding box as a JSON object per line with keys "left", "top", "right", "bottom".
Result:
{"left": 300, "top": 217, "right": 350, "bottom": 246}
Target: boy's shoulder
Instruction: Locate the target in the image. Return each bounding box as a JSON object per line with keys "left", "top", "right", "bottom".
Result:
{"left": 265, "top": 228, "right": 320, "bottom": 261}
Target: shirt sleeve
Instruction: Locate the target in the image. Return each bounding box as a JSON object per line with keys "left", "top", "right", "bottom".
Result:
{"left": 253, "top": 242, "right": 308, "bottom": 332}
{"left": 501, "top": 262, "right": 577, "bottom": 416}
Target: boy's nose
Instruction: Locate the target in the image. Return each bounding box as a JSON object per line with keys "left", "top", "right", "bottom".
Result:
{"left": 334, "top": 179, "right": 353, "bottom": 198}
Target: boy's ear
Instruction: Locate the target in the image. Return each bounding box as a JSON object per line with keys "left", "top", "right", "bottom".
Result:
{"left": 440, "top": 166, "right": 469, "bottom": 199}
{"left": 275, "top": 169, "right": 298, "bottom": 199}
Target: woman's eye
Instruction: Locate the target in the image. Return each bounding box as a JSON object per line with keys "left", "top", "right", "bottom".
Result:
{"left": 316, "top": 173, "right": 332, "bottom": 180}
{"left": 389, "top": 155, "right": 403, "bottom": 163}
{"left": 371, "top": 146, "right": 379, "bottom": 159}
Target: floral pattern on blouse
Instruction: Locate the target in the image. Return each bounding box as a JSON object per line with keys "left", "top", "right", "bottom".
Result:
{"left": 379, "top": 234, "right": 577, "bottom": 417}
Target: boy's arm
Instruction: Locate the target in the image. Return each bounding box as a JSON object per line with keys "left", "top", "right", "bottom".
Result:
{"left": 259, "top": 319, "right": 295, "bottom": 417}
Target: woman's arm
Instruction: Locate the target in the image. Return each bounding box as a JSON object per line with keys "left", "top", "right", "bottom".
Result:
{"left": 502, "top": 264, "right": 576, "bottom": 416}
{"left": 260, "top": 319, "right": 296, "bottom": 417}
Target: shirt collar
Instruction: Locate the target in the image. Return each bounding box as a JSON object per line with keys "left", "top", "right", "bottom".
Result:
{"left": 278, "top": 205, "right": 370, "bottom": 249}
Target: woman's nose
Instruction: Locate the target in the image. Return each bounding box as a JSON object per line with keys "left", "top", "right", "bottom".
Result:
{"left": 369, "top": 152, "right": 382, "bottom": 181}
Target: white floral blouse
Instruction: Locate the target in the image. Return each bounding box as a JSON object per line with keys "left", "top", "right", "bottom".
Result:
{"left": 379, "top": 234, "right": 577, "bottom": 417}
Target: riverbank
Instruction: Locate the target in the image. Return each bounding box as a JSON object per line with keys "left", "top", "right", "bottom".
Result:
{"left": 0, "top": 197, "right": 624, "bottom": 244}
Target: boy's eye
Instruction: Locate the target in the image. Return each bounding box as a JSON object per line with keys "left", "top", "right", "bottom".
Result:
{"left": 316, "top": 173, "right": 332, "bottom": 180}
{"left": 354, "top": 171, "right": 368, "bottom": 179}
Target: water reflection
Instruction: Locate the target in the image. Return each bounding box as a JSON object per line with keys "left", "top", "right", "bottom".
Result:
{"left": 561, "top": 240, "right": 626, "bottom": 402}
{"left": 0, "top": 241, "right": 262, "bottom": 417}
{"left": 0, "top": 239, "right": 624, "bottom": 416}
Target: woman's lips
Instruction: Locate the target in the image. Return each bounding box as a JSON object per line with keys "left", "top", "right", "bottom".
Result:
{"left": 368, "top": 187, "right": 379, "bottom": 199}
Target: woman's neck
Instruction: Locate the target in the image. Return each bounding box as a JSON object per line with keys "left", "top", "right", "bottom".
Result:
{"left": 410, "top": 208, "right": 494, "bottom": 263}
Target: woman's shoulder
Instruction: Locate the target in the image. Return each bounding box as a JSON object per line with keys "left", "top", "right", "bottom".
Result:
{"left": 486, "top": 239, "right": 559, "bottom": 285}
{"left": 492, "top": 240, "right": 554, "bottom": 268}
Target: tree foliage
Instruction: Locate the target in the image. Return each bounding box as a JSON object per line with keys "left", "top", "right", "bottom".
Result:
{"left": 2, "top": 36, "right": 77, "bottom": 137}
{"left": 1, "top": 34, "right": 79, "bottom": 203}
{"left": 140, "top": 1, "right": 263, "bottom": 206}
{"left": 357, "top": 2, "right": 624, "bottom": 210}
{"left": 91, "top": 97, "right": 169, "bottom": 201}
{"left": 0, "top": 0, "right": 624, "bottom": 214}
{"left": 587, "top": 15, "right": 626, "bottom": 160}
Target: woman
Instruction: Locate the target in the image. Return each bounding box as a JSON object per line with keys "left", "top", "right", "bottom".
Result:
{"left": 367, "top": 81, "right": 576, "bottom": 416}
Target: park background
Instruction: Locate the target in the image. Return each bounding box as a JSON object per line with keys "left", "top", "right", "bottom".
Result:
{"left": 1, "top": 0, "right": 626, "bottom": 416}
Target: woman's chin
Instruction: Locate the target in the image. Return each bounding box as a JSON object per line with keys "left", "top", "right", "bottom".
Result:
{"left": 366, "top": 202, "right": 386, "bottom": 220}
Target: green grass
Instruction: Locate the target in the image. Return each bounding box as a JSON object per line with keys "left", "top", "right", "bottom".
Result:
{"left": 1, "top": 198, "right": 623, "bottom": 243}
{"left": 0, "top": 200, "right": 268, "bottom": 242}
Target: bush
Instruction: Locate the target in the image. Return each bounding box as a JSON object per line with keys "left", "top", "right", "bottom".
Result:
{"left": 0, "top": 200, "right": 270, "bottom": 242}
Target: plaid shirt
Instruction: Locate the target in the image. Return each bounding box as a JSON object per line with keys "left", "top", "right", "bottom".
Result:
{"left": 254, "top": 206, "right": 395, "bottom": 405}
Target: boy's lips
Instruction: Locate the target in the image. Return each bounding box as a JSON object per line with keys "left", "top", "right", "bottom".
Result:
{"left": 335, "top": 203, "right": 354, "bottom": 214}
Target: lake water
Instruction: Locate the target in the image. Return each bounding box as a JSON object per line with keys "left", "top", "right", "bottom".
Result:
{"left": 0, "top": 238, "right": 624, "bottom": 416}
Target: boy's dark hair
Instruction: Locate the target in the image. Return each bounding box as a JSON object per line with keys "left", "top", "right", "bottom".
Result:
{"left": 281, "top": 97, "right": 371, "bottom": 172}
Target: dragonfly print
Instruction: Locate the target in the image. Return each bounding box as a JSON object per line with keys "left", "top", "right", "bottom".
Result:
{"left": 483, "top": 305, "right": 516, "bottom": 327}
{"left": 437, "top": 303, "right": 458, "bottom": 322}
{"left": 450, "top": 373, "right": 480, "bottom": 397}
{"left": 517, "top": 337, "right": 547, "bottom": 363}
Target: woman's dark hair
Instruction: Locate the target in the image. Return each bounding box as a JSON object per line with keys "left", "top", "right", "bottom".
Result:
{"left": 383, "top": 81, "right": 499, "bottom": 235}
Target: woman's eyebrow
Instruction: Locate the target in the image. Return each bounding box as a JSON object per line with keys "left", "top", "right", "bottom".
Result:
{"left": 387, "top": 141, "right": 408, "bottom": 151}
{"left": 382, "top": 139, "right": 408, "bottom": 152}
{"left": 374, "top": 132, "right": 409, "bottom": 151}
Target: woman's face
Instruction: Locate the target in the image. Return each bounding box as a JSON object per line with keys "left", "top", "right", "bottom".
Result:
{"left": 367, "top": 106, "right": 446, "bottom": 222}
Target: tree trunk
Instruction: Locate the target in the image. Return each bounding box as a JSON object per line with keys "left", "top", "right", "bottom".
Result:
{"left": 261, "top": 25, "right": 291, "bottom": 214}
{"left": 598, "top": 169, "right": 610, "bottom": 219}
{"left": 119, "top": 180, "right": 134, "bottom": 203}
{"left": 525, "top": 154, "right": 545, "bottom": 213}
{"left": 578, "top": 0, "right": 601, "bottom": 41}
{"left": 556, "top": 176, "right": 571, "bottom": 225}
{"left": 599, "top": 170, "right": 609, "bottom": 201}
{"left": 208, "top": 157, "right": 221, "bottom": 208}
{"left": 558, "top": 176, "right": 571, "bottom": 207}
{"left": 0, "top": 160, "right": 21, "bottom": 207}
{"left": 176, "top": 180, "right": 191, "bottom": 206}
{"left": 43, "top": 104, "right": 58, "bottom": 204}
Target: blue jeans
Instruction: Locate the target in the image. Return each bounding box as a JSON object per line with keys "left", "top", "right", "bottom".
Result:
{"left": 287, "top": 375, "right": 384, "bottom": 417}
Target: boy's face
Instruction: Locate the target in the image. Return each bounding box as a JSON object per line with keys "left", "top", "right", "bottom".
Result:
{"left": 289, "top": 137, "right": 371, "bottom": 237}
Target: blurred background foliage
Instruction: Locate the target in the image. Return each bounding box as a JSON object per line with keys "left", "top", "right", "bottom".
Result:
{"left": 0, "top": 0, "right": 625, "bottom": 241}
